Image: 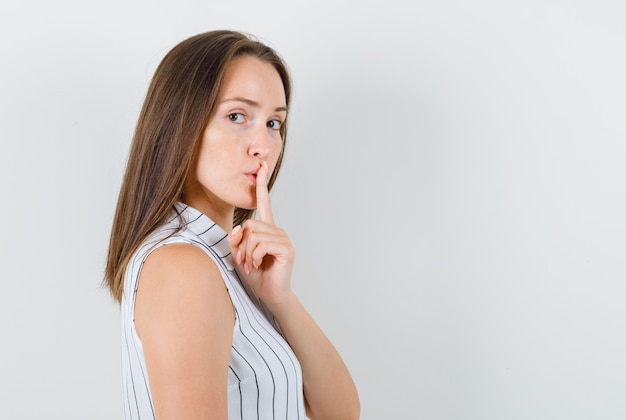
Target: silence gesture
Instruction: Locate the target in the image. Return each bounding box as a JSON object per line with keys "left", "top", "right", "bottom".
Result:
{"left": 228, "top": 161, "right": 295, "bottom": 307}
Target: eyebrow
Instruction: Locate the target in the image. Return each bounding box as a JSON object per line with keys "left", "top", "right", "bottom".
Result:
{"left": 220, "top": 97, "right": 288, "bottom": 113}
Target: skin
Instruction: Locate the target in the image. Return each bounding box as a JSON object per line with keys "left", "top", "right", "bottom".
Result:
{"left": 134, "top": 55, "right": 360, "bottom": 419}
{"left": 182, "top": 55, "right": 286, "bottom": 230}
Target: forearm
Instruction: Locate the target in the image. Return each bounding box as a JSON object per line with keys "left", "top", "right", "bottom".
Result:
{"left": 269, "top": 292, "right": 360, "bottom": 420}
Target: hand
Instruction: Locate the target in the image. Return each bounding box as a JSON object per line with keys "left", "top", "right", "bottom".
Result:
{"left": 227, "top": 161, "right": 295, "bottom": 306}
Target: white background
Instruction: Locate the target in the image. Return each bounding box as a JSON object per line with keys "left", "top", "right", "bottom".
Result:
{"left": 1, "top": 0, "right": 625, "bottom": 419}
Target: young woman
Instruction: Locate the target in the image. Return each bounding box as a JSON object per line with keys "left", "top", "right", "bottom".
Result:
{"left": 105, "top": 30, "right": 359, "bottom": 419}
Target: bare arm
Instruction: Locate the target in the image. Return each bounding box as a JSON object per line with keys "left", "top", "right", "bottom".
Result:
{"left": 270, "top": 292, "right": 360, "bottom": 419}
{"left": 134, "top": 244, "right": 235, "bottom": 420}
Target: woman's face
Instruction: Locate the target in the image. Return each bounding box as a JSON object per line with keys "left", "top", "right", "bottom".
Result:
{"left": 184, "top": 55, "right": 287, "bottom": 226}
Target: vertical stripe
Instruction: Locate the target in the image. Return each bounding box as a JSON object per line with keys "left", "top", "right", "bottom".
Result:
{"left": 120, "top": 203, "right": 305, "bottom": 419}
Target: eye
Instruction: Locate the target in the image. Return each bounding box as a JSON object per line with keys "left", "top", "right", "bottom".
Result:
{"left": 228, "top": 113, "right": 245, "bottom": 123}
{"left": 267, "top": 119, "right": 282, "bottom": 130}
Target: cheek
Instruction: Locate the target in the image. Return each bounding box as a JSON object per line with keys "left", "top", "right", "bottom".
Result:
{"left": 196, "top": 139, "right": 234, "bottom": 173}
{"left": 271, "top": 139, "right": 284, "bottom": 162}
{"left": 269, "top": 147, "right": 283, "bottom": 178}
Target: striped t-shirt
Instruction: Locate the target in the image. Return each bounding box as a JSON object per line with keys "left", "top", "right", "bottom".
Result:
{"left": 120, "top": 203, "right": 305, "bottom": 419}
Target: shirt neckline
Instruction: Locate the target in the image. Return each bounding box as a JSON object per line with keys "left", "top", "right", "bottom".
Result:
{"left": 173, "top": 202, "right": 235, "bottom": 271}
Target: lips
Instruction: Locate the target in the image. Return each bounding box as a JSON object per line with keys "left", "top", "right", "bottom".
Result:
{"left": 245, "top": 168, "right": 259, "bottom": 184}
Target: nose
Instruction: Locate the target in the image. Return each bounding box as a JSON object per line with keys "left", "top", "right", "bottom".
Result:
{"left": 248, "top": 124, "right": 272, "bottom": 158}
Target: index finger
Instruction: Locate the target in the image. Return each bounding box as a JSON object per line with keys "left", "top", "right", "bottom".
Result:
{"left": 256, "top": 161, "right": 275, "bottom": 224}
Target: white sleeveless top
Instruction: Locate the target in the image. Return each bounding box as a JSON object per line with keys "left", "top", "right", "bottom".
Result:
{"left": 120, "top": 203, "right": 305, "bottom": 419}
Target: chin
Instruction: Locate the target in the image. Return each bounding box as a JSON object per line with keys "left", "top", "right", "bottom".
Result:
{"left": 233, "top": 198, "right": 256, "bottom": 211}
{"left": 236, "top": 205, "right": 256, "bottom": 211}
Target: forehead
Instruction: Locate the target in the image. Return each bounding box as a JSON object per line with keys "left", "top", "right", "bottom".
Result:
{"left": 219, "top": 56, "right": 286, "bottom": 106}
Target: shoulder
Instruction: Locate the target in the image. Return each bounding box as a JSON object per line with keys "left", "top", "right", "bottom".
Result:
{"left": 143, "top": 242, "right": 218, "bottom": 282}
{"left": 135, "top": 243, "right": 235, "bottom": 340}
{"left": 134, "top": 244, "right": 234, "bottom": 418}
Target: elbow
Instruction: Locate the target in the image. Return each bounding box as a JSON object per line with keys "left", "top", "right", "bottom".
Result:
{"left": 349, "top": 393, "right": 361, "bottom": 420}
{"left": 344, "top": 382, "right": 361, "bottom": 419}
{"left": 339, "top": 383, "right": 361, "bottom": 419}
{"left": 343, "top": 389, "right": 360, "bottom": 420}
{"left": 308, "top": 392, "right": 361, "bottom": 420}
{"left": 342, "top": 404, "right": 360, "bottom": 420}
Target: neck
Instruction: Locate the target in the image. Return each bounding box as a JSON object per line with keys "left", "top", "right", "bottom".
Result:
{"left": 181, "top": 193, "right": 234, "bottom": 233}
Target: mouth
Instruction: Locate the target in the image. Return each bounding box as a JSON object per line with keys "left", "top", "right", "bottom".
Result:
{"left": 245, "top": 169, "right": 259, "bottom": 185}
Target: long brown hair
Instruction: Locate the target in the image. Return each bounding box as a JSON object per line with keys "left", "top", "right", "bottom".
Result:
{"left": 105, "top": 30, "right": 292, "bottom": 302}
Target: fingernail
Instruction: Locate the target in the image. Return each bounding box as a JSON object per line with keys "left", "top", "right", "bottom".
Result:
{"left": 232, "top": 225, "right": 241, "bottom": 235}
